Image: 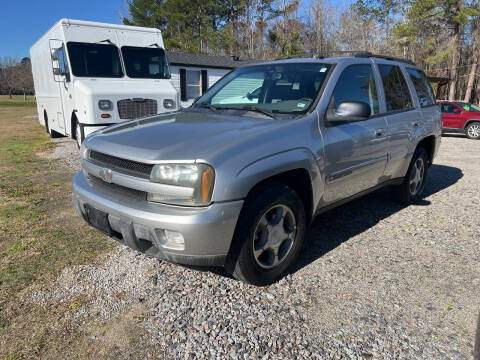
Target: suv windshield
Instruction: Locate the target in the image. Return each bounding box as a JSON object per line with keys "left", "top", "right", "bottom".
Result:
{"left": 196, "top": 63, "right": 332, "bottom": 116}
{"left": 121, "top": 46, "right": 170, "bottom": 79}
{"left": 67, "top": 42, "right": 123, "bottom": 78}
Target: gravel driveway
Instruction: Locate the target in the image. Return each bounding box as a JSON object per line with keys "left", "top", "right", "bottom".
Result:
{"left": 36, "top": 134, "right": 479, "bottom": 359}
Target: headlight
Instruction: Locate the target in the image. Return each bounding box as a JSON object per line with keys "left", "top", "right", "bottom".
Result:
{"left": 163, "top": 99, "right": 175, "bottom": 109}
{"left": 98, "top": 100, "right": 113, "bottom": 111}
{"left": 148, "top": 163, "right": 214, "bottom": 206}
{"left": 80, "top": 143, "right": 89, "bottom": 161}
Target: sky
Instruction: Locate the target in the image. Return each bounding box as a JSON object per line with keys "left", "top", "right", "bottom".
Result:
{"left": 0, "top": 0, "right": 350, "bottom": 60}
{"left": 0, "top": 0, "right": 126, "bottom": 59}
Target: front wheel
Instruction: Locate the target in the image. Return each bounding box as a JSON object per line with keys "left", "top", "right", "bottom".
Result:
{"left": 226, "top": 183, "right": 306, "bottom": 286}
{"left": 392, "top": 146, "right": 429, "bottom": 204}
{"left": 465, "top": 122, "right": 480, "bottom": 140}
{"left": 75, "top": 121, "right": 84, "bottom": 149}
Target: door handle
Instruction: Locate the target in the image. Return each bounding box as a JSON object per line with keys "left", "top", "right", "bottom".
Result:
{"left": 374, "top": 128, "right": 385, "bottom": 137}
{"left": 413, "top": 121, "right": 420, "bottom": 128}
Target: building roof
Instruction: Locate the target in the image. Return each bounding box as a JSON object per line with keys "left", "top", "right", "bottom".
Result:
{"left": 166, "top": 51, "right": 260, "bottom": 70}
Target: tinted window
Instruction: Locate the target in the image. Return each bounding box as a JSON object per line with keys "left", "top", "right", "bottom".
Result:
{"left": 331, "top": 64, "right": 379, "bottom": 115}
{"left": 198, "top": 63, "right": 332, "bottom": 115}
{"left": 441, "top": 103, "right": 460, "bottom": 113}
{"left": 121, "top": 46, "right": 170, "bottom": 79}
{"left": 407, "top": 68, "right": 435, "bottom": 107}
{"left": 456, "top": 102, "right": 480, "bottom": 112}
{"left": 67, "top": 42, "right": 123, "bottom": 78}
{"left": 379, "top": 65, "right": 413, "bottom": 111}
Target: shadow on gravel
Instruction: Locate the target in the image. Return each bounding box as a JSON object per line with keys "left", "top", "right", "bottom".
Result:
{"left": 290, "top": 164, "right": 463, "bottom": 274}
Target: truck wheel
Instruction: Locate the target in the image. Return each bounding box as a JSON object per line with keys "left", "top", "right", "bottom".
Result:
{"left": 465, "top": 122, "right": 480, "bottom": 140}
{"left": 45, "top": 112, "right": 50, "bottom": 135}
{"left": 392, "top": 146, "right": 429, "bottom": 204}
{"left": 75, "top": 121, "right": 84, "bottom": 149}
{"left": 227, "top": 183, "right": 306, "bottom": 286}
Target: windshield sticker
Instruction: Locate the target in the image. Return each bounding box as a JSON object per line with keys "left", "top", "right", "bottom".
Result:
{"left": 297, "top": 103, "right": 306, "bottom": 108}
{"left": 292, "top": 82, "right": 300, "bottom": 90}
{"left": 319, "top": 67, "right": 327, "bottom": 73}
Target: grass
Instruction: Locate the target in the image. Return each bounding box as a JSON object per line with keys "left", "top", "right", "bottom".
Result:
{"left": 0, "top": 95, "right": 36, "bottom": 108}
{"left": 0, "top": 100, "right": 113, "bottom": 358}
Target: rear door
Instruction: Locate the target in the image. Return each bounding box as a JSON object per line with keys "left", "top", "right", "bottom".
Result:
{"left": 320, "top": 63, "right": 388, "bottom": 203}
{"left": 375, "top": 62, "right": 422, "bottom": 179}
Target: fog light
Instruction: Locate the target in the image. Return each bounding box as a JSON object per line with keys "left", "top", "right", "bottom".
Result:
{"left": 159, "top": 229, "right": 184, "bottom": 249}
{"left": 163, "top": 99, "right": 175, "bottom": 109}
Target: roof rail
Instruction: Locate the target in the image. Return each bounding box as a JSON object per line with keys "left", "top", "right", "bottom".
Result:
{"left": 315, "top": 50, "right": 416, "bottom": 66}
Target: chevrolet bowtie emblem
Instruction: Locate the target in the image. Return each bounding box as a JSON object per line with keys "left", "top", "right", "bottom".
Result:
{"left": 99, "top": 168, "right": 113, "bottom": 183}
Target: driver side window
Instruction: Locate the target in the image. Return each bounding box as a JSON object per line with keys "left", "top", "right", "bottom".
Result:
{"left": 331, "top": 64, "right": 379, "bottom": 116}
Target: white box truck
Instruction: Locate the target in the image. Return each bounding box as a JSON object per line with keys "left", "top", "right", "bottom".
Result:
{"left": 30, "top": 19, "right": 179, "bottom": 147}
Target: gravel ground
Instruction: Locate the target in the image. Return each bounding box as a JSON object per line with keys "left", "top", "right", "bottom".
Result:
{"left": 30, "top": 134, "right": 479, "bottom": 359}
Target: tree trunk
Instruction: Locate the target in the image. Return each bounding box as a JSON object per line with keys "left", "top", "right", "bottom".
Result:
{"left": 448, "top": 1, "right": 464, "bottom": 100}
{"left": 448, "top": 31, "right": 460, "bottom": 100}
{"left": 464, "top": 55, "right": 478, "bottom": 103}
{"left": 9, "top": 89, "right": 12, "bottom": 99}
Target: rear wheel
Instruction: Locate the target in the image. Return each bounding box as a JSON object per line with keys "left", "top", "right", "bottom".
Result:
{"left": 465, "top": 122, "right": 480, "bottom": 140}
{"left": 227, "top": 183, "right": 306, "bottom": 286}
{"left": 392, "top": 146, "right": 429, "bottom": 204}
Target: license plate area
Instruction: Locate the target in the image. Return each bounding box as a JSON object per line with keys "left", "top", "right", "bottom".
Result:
{"left": 84, "top": 204, "right": 112, "bottom": 236}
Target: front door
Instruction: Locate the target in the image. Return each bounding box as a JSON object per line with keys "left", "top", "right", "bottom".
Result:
{"left": 320, "top": 63, "right": 388, "bottom": 204}
{"left": 441, "top": 102, "right": 463, "bottom": 129}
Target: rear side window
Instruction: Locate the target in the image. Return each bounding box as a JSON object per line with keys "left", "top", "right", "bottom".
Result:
{"left": 379, "top": 65, "right": 413, "bottom": 112}
{"left": 407, "top": 69, "right": 435, "bottom": 107}
{"left": 331, "top": 64, "right": 379, "bottom": 116}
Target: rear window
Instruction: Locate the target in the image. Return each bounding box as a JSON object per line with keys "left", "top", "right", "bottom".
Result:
{"left": 407, "top": 69, "right": 435, "bottom": 107}
{"left": 379, "top": 65, "right": 413, "bottom": 112}
{"left": 67, "top": 42, "right": 123, "bottom": 78}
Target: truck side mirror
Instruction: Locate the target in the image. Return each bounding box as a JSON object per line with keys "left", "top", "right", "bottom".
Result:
{"left": 326, "top": 101, "right": 371, "bottom": 123}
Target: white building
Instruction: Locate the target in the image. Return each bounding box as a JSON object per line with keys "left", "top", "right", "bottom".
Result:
{"left": 166, "top": 52, "right": 259, "bottom": 107}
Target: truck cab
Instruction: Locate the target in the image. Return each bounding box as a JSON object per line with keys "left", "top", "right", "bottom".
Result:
{"left": 30, "top": 19, "right": 179, "bottom": 147}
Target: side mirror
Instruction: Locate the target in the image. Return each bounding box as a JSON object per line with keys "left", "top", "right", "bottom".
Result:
{"left": 326, "top": 101, "right": 371, "bottom": 123}
{"left": 453, "top": 108, "right": 462, "bottom": 113}
{"left": 53, "top": 68, "right": 63, "bottom": 76}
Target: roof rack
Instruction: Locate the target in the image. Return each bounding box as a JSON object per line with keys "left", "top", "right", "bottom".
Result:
{"left": 315, "top": 51, "right": 416, "bottom": 66}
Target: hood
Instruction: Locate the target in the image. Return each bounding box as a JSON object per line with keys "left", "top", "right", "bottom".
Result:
{"left": 73, "top": 78, "right": 177, "bottom": 97}
{"left": 85, "top": 109, "right": 300, "bottom": 165}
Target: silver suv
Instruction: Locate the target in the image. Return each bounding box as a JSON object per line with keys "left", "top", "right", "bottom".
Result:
{"left": 73, "top": 54, "right": 441, "bottom": 285}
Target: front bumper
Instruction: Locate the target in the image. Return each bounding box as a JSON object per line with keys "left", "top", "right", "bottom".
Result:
{"left": 72, "top": 171, "right": 243, "bottom": 266}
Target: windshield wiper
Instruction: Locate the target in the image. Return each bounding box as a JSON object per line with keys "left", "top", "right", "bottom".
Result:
{"left": 223, "top": 105, "right": 278, "bottom": 119}
{"left": 197, "top": 102, "right": 219, "bottom": 112}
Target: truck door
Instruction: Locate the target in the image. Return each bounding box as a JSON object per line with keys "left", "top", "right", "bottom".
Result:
{"left": 50, "top": 40, "right": 73, "bottom": 135}
{"left": 441, "top": 102, "right": 462, "bottom": 129}
{"left": 320, "top": 63, "right": 388, "bottom": 203}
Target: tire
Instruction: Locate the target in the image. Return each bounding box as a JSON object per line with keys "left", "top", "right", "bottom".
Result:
{"left": 392, "top": 146, "right": 429, "bottom": 204}
{"left": 226, "top": 183, "right": 306, "bottom": 286}
{"left": 44, "top": 112, "right": 51, "bottom": 136}
{"left": 74, "top": 120, "right": 84, "bottom": 149}
{"left": 465, "top": 122, "right": 480, "bottom": 140}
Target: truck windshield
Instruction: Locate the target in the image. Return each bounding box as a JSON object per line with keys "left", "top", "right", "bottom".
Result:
{"left": 67, "top": 42, "right": 123, "bottom": 78}
{"left": 195, "top": 63, "right": 332, "bottom": 115}
{"left": 121, "top": 46, "right": 170, "bottom": 79}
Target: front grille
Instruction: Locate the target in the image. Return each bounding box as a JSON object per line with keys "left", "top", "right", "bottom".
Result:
{"left": 88, "top": 175, "right": 147, "bottom": 201}
{"left": 117, "top": 99, "right": 157, "bottom": 119}
{"left": 89, "top": 150, "right": 153, "bottom": 179}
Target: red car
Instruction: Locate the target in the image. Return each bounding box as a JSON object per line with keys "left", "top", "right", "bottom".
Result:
{"left": 438, "top": 100, "right": 480, "bottom": 140}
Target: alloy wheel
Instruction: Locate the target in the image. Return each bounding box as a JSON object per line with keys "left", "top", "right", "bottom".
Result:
{"left": 409, "top": 157, "right": 425, "bottom": 196}
{"left": 467, "top": 124, "right": 480, "bottom": 138}
{"left": 252, "top": 204, "right": 296, "bottom": 269}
